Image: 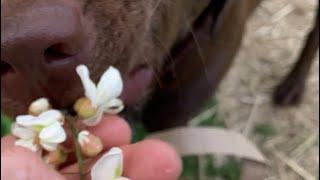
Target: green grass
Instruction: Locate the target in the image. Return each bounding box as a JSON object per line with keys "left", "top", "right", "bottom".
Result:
{"left": 179, "top": 98, "right": 242, "bottom": 179}
{"left": 253, "top": 123, "right": 276, "bottom": 144}
{"left": 131, "top": 98, "right": 243, "bottom": 180}
{"left": 181, "top": 156, "right": 199, "bottom": 179}
{"left": 218, "top": 157, "right": 242, "bottom": 180}
{"left": 1, "top": 115, "right": 12, "bottom": 137}
{"left": 254, "top": 123, "right": 276, "bottom": 137}
{"left": 132, "top": 121, "right": 148, "bottom": 143}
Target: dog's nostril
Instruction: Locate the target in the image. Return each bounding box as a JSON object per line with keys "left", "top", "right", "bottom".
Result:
{"left": 44, "top": 43, "right": 76, "bottom": 64}
{"left": 1, "top": 61, "right": 15, "bottom": 76}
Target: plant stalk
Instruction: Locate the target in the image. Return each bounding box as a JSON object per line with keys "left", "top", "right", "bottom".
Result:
{"left": 69, "top": 119, "right": 85, "bottom": 180}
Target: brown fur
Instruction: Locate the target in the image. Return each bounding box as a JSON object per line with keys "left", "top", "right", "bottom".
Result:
{"left": 1, "top": 0, "right": 318, "bottom": 132}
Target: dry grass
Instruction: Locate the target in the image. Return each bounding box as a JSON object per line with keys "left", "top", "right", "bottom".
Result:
{"left": 215, "top": 0, "right": 319, "bottom": 179}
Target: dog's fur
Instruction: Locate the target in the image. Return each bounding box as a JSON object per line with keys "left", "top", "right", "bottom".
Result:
{"left": 1, "top": 0, "right": 319, "bottom": 132}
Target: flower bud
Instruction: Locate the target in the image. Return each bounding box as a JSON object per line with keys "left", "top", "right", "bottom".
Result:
{"left": 74, "top": 97, "right": 98, "bottom": 119}
{"left": 78, "top": 130, "right": 103, "bottom": 157}
{"left": 29, "top": 98, "right": 51, "bottom": 116}
{"left": 44, "top": 146, "right": 68, "bottom": 166}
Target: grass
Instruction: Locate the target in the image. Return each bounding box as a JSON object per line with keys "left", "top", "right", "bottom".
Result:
{"left": 253, "top": 123, "right": 277, "bottom": 145}
{"left": 1, "top": 115, "right": 12, "bottom": 137}
{"left": 179, "top": 98, "right": 242, "bottom": 180}
{"left": 130, "top": 98, "right": 244, "bottom": 180}
{"left": 254, "top": 123, "right": 276, "bottom": 137}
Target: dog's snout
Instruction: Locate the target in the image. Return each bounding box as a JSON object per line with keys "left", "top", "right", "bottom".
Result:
{"left": 1, "top": 0, "right": 87, "bottom": 110}
{"left": 2, "top": 3, "right": 83, "bottom": 69}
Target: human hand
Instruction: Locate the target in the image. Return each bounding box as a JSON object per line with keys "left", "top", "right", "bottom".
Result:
{"left": 1, "top": 115, "right": 182, "bottom": 180}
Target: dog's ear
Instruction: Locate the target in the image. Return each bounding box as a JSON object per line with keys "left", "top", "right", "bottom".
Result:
{"left": 141, "top": 0, "right": 262, "bottom": 131}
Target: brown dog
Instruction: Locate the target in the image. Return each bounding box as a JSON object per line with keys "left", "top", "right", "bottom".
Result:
{"left": 1, "top": 0, "right": 319, "bottom": 131}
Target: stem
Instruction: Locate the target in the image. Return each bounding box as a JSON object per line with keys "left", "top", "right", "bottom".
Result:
{"left": 69, "top": 120, "right": 85, "bottom": 180}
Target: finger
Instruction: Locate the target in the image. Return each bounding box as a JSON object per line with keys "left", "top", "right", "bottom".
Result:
{"left": 1, "top": 135, "right": 16, "bottom": 152}
{"left": 87, "top": 115, "right": 132, "bottom": 149}
{"left": 60, "top": 139, "right": 182, "bottom": 180}
{"left": 64, "top": 115, "right": 131, "bottom": 150}
{"left": 1, "top": 146, "right": 65, "bottom": 180}
{"left": 122, "top": 139, "right": 182, "bottom": 180}
{"left": 62, "top": 115, "right": 132, "bottom": 166}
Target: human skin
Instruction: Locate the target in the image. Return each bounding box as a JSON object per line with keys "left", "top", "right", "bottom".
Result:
{"left": 1, "top": 115, "right": 182, "bottom": 180}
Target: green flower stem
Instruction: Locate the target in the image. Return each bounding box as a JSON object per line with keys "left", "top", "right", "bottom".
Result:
{"left": 68, "top": 119, "right": 85, "bottom": 180}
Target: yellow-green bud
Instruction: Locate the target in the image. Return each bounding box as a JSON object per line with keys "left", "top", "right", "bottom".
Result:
{"left": 73, "top": 97, "right": 98, "bottom": 119}
{"left": 78, "top": 130, "right": 103, "bottom": 157}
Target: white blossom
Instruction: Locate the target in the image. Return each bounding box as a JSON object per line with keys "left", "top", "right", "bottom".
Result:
{"left": 91, "top": 147, "right": 129, "bottom": 180}
{"left": 76, "top": 65, "right": 124, "bottom": 126}
{"left": 28, "top": 98, "right": 51, "bottom": 115}
{"left": 12, "top": 110, "right": 66, "bottom": 152}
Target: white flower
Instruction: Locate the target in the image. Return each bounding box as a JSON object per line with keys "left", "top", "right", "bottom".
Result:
{"left": 12, "top": 123, "right": 38, "bottom": 152}
{"left": 76, "top": 65, "right": 124, "bottom": 126}
{"left": 28, "top": 97, "right": 51, "bottom": 116}
{"left": 91, "top": 147, "right": 129, "bottom": 180}
{"left": 12, "top": 110, "right": 67, "bottom": 152}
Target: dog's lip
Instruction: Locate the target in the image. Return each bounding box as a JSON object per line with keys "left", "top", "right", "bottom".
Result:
{"left": 120, "top": 65, "right": 154, "bottom": 106}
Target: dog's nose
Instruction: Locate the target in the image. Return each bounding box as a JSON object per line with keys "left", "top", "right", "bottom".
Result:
{"left": 1, "top": 1, "right": 87, "bottom": 108}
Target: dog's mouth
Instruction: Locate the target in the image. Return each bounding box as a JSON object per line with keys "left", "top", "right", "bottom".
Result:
{"left": 41, "top": 63, "right": 154, "bottom": 110}
{"left": 1, "top": 60, "right": 154, "bottom": 116}
{"left": 120, "top": 64, "right": 154, "bottom": 106}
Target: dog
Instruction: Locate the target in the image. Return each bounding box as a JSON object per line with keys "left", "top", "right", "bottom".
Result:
{"left": 1, "top": 0, "right": 319, "bottom": 132}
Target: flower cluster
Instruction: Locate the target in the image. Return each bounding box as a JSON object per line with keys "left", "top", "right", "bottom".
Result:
{"left": 11, "top": 65, "right": 129, "bottom": 180}
{"left": 12, "top": 98, "right": 66, "bottom": 152}
{"left": 75, "top": 65, "right": 128, "bottom": 180}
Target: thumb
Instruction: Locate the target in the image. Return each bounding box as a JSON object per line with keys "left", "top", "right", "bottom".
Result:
{"left": 1, "top": 146, "right": 65, "bottom": 180}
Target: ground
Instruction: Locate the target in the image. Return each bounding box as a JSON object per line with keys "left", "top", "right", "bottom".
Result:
{"left": 214, "top": 0, "right": 319, "bottom": 179}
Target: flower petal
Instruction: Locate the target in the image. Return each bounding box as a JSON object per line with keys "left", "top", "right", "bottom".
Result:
{"left": 16, "top": 110, "right": 63, "bottom": 128}
{"left": 39, "top": 122, "right": 66, "bottom": 144}
{"left": 103, "top": 98, "right": 124, "bottom": 114}
{"left": 15, "top": 139, "right": 39, "bottom": 152}
{"left": 96, "top": 66, "right": 123, "bottom": 107}
{"left": 16, "top": 115, "right": 37, "bottom": 127}
{"left": 76, "top": 65, "right": 98, "bottom": 106}
{"left": 40, "top": 142, "right": 58, "bottom": 152}
{"left": 38, "top": 110, "right": 64, "bottom": 125}
{"left": 29, "top": 97, "right": 51, "bottom": 115}
{"left": 82, "top": 109, "right": 104, "bottom": 126}
{"left": 11, "top": 123, "right": 36, "bottom": 139}
{"left": 91, "top": 147, "right": 124, "bottom": 180}
{"left": 78, "top": 130, "right": 90, "bottom": 145}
